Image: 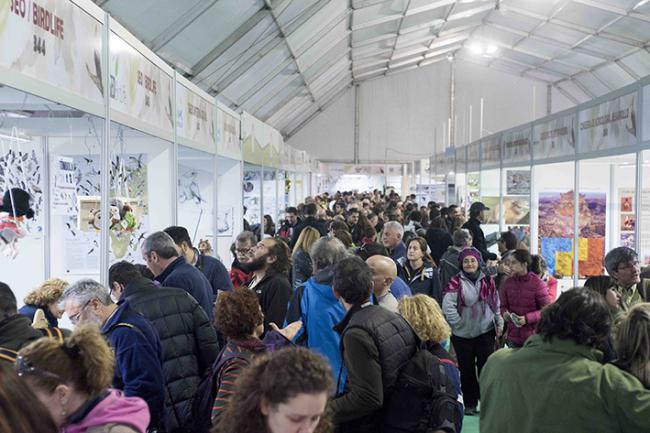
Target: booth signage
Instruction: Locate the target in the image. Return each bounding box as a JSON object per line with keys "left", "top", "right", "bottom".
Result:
{"left": 467, "top": 141, "right": 480, "bottom": 171}
{"left": 109, "top": 32, "right": 173, "bottom": 134}
{"left": 176, "top": 82, "right": 215, "bottom": 151}
{"left": 578, "top": 92, "right": 636, "bottom": 152}
{"left": 217, "top": 108, "right": 241, "bottom": 159}
{"left": 482, "top": 136, "right": 501, "bottom": 168}
{"left": 532, "top": 114, "right": 576, "bottom": 160}
{"left": 0, "top": 0, "right": 104, "bottom": 104}
{"left": 242, "top": 112, "right": 282, "bottom": 167}
{"left": 502, "top": 129, "right": 531, "bottom": 163}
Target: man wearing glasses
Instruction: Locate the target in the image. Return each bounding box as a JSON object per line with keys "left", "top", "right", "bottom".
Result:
{"left": 61, "top": 279, "right": 165, "bottom": 432}
{"left": 604, "top": 246, "right": 650, "bottom": 311}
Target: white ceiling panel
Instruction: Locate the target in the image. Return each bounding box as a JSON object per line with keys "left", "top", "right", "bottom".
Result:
{"left": 353, "top": 20, "right": 401, "bottom": 43}
{"left": 575, "top": 73, "right": 611, "bottom": 97}
{"left": 603, "top": 16, "right": 650, "bottom": 43}
{"left": 533, "top": 22, "right": 590, "bottom": 46}
{"left": 554, "top": 2, "right": 620, "bottom": 30}
{"left": 487, "top": 9, "right": 543, "bottom": 33}
{"left": 593, "top": 63, "right": 636, "bottom": 89}
{"left": 556, "top": 51, "right": 605, "bottom": 69}
{"left": 516, "top": 37, "right": 568, "bottom": 59}
{"left": 577, "top": 36, "right": 635, "bottom": 59}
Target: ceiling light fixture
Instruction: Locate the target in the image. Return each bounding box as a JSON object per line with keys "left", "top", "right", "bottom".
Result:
{"left": 467, "top": 41, "right": 498, "bottom": 57}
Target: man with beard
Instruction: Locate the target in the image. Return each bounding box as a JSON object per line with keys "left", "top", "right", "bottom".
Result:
{"left": 241, "top": 237, "right": 292, "bottom": 333}
{"left": 61, "top": 279, "right": 165, "bottom": 431}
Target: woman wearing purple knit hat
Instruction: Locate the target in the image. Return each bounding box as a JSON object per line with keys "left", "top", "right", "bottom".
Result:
{"left": 442, "top": 247, "right": 503, "bottom": 416}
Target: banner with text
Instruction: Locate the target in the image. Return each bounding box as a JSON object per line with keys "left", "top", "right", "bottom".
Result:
{"left": 578, "top": 92, "right": 636, "bottom": 153}
{"left": 532, "top": 114, "right": 576, "bottom": 160}
{"left": 176, "top": 82, "right": 215, "bottom": 152}
{"left": 217, "top": 107, "right": 241, "bottom": 160}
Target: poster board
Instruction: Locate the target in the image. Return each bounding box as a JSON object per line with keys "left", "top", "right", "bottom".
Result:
{"left": 578, "top": 92, "right": 637, "bottom": 153}
{"left": 217, "top": 107, "right": 241, "bottom": 160}
{"left": 176, "top": 82, "right": 216, "bottom": 152}
{"left": 482, "top": 136, "right": 501, "bottom": 169}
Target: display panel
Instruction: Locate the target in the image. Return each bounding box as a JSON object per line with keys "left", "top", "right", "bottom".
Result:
{"left": 243, "top": 164, "right": 262, "bottom": 228}
{"left": 532, "top": 113, "right": 576, "bottom": 161}
{"left": 480, "top": 169, "right": 501, "bottom": 257}
{"left": 217, "top": 156, "right": 243, "bottom": 264}
{"left": 578, "top": 92, "right": 637, "bottom": 153}
{"left": 107, "top": 122, "right": 172, "bottom": 265}
{"left": 177, "top": 145, "right": 215, "bottom": 251}
{"left": 262, "top": 168, "right": 278, "bottom": 232}
{"left": 501, "top": 167, "right": 531, "bottom": 248}
{"left": 639, "top": 151, "right": 650, "bottom": 264}
{"left": 532, "top": 161, "right": 575, "bottom": 280}
{"left": 502, "top": 128, "right": 532, "bottom": 164}
{"left": 481, "top": 136, "right": 501, "bottom": 170}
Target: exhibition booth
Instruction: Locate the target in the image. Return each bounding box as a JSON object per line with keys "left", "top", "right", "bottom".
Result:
{"left": 0, "top": 0, "right": 314, "bottom": 303}
{"left": 433, "top": 77, "right": 650, "bottom": 288}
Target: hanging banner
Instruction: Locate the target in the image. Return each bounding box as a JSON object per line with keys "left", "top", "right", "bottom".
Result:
{"left": 176, "top": 83, "right": 216, "bottom": 152}
{"left": 0, "top": 0, "right": 104, "bottom": 105}
{"left": 578, "top": 92, "right": 636, "bottom": 153}
{"left": 242, "top": 112, "right": 278, "bottom": 166}
{"left": 532, "top": 114, "right": 576, "bottom": 160}
{"left": 217, "top": 108, "right": 241, "bottom": 160}
{"left": 109, "top": 32, "right": 174, "bottom": 134}
{"left": 481, "top": 136, "right": 501, "bottom": 169}
{"left": 502, "top": 128, "right": 531, "bottom": 163}
{"left": 467, "top": 141, "right": 480, "bottom": 171}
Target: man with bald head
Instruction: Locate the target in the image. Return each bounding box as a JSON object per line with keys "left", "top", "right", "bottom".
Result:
{"left": 366, "top": 255, "right": 399, "bottom": 313}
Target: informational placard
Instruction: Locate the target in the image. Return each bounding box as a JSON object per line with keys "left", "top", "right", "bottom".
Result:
{"left": 578, "top": 92, "right": 636, "bottom": 153}
{"left": 415, "top": 184, "right": 445, "bottom": 205}
{"left": 502, "top": 128, "right": 531, "bottom": 163}
{"left": 0, "top": 0, "right": 104, "bottom": 105}
{"left": 217, "top": 108, "right": 241, "bottom": 160}
{"left": 532, "top": 114, "right": 576, "bottom": 160}
{"left": 481, "top": 136, "right": 501, "bottom": 169}
{"left": 109, "top": 32, "right": 174, "bottom": 134}
{"left": 51, "top": 156, "right": 77, "bottom": 216}
{"left": 176, "top": 83, "right": 216, "bottom": 151}
{"left": 467, "top": 141, "right": 480, "bottom": 171}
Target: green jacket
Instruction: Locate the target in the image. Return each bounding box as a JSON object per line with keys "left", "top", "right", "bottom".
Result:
{"left": 479, "top": 334, "right": 650, "bottom": 433}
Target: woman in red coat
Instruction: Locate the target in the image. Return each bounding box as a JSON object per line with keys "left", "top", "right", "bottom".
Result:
{"left": 500, "top": 250, "right": 552, "bottom": 348}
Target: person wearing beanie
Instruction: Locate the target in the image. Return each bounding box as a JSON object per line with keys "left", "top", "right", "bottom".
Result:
{"left": 442, "top": 247, "right": 503, "bottom": 415}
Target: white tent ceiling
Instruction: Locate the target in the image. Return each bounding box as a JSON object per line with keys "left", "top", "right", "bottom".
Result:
{"left": 95, "top": 0, "right": 650, "bottom": 138}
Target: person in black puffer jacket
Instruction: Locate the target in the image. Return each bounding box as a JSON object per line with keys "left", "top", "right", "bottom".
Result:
{"left": 108, "top": 261, "right": 220, "bottom": 433}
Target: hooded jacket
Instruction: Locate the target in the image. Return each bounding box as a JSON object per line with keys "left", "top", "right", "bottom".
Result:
{"left": 289, "top": 266, "right": 347, "bottom": 391}
{"left": 0, "top": 314, "right": 44, "bottom": 362}
{"left": 63, "top": 390, "right": 150, "bottom": 433}
{"left": 500, "top": 272, "right": 551, "bottom": 346}
{"left": 120, "top": 277, "right": 220, "bottom": 433}
{"left": 398, "top": 259, "right": 443, "bottom": 305}
{"left": 443, "top": 272, "right": 503, "bottom": 339}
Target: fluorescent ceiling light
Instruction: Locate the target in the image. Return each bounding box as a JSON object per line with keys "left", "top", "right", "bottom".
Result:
{"left": 469, "top": 43, "right": 483, "bottom": 54}
{"left": 485, "top": 44, "right": 498, "bottom": 54}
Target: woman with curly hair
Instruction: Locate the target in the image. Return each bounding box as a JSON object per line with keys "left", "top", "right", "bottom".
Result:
{"left": 16, "top": 325, "right": 150, "bottom": 433}
{"left": 212, "top": 347, "right": 333, "bottom": 433}
{"left": 211, "top": 288, "right": 302, "bottom": 426}
{"left": 19, "top": 278, "right": 68, "bottom": 328}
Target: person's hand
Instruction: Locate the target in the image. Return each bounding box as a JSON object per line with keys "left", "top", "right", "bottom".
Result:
{"left": 514, "top": 315, "right": 526, "bottom": 326}
{"left": 498, "top": 263, "right": 512, "bottom": 276}
{"left": 270, "top": 321, "right": 303, "bottom": 341}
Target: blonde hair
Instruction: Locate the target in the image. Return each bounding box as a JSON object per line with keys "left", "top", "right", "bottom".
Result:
{"left": 398, "top": 294, "right": 450, "bottom": 343}
{"left": 293, "top": 226, "right": 321, "bottom": 257}
{"left": 18, "top": 325, "right": 115, "bottom": 396}
{"left": 23, "top": 278, "right": 68, "bottom": 306}
{"left": 616, "top": 303, "right": 650, "bottom": 388}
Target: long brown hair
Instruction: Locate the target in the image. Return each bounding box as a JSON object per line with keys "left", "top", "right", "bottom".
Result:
{"left": 406, "top": 236, "right": 435, "bottom": 267}
{"left": 616, "top": 303, "right": 650, "bottom": 387}
{"left": 213, "top": 347, "right": 333, "bottom": 433}
{"left": 17, "top": 325, "right": 115, "bottom": 396}
{"left": 0, "top": 364, "right": 58, "bottom": 433}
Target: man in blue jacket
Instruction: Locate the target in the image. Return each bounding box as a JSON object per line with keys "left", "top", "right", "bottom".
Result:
{"left": 164, "top": 226, "right": 233, "bottom": 300}
{"left": 142, "top": 231, "right": 214, "bottom": 320}
{"left": 61, "top": 279, "right": 165, "bottom": 431}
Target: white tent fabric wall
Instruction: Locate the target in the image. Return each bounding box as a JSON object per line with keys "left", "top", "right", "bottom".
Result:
{"left": 288, "top": 58, "right": 576, "bottom": 162}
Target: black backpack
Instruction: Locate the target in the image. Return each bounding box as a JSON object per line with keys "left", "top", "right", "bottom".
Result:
{"left": 382, "top": 348, "right": 463, "bottom": 433}
{"left": 192, "top": 345, "right": 252, "bottom": 433}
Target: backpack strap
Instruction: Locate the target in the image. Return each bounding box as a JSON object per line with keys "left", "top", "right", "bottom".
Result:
{"left": 40, "top": 327, "right": 65, "bottom": 343}
{"left": 0, "top": 347, "right": 18, "bottom": 363}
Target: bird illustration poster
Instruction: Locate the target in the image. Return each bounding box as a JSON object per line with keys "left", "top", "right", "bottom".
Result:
{"left": 52, "top": 156, "right": 78, "bottom": 216}
{"left": 578, "top": 92, "right": 636, "bottom": 152}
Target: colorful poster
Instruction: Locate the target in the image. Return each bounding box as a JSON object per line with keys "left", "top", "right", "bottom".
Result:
{"left": 578, "top": 92, "right": 636, "bottom": 152}
{"left": 506, "top": 170, "right": 531, "bottom": 195}
{"left": 109, "top": 33, "right": 174, "bottom": 134}
{"left": 532, "top": 114, "right": 576, "bottom": 160}
{"left": 0, "top": 0, "right": 104, "bottom": 105}
{"left": 502, "top": 129, "right": 531, "bottom": 163}
{"left": 538, "top": 191, "right": 575, "bottom": 238}
{"left": 176, "top": 83, "right": 216, "bottom": 151}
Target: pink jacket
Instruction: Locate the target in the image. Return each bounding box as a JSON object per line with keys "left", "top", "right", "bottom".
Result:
{"left": 500, "top": 272, "right": 552, "bottom": 346}
{"left": 63, "top": 389, "right": 150, "bottom": 433}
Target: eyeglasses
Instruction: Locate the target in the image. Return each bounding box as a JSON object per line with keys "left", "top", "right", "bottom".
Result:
{"left": 15, "top": 356, "right": 63, "bottom": 381}
{"left": 68, "top": 299, "right": 92, "bottom": 325}
{"left": 235, "top": 248, "right": 252, "bottom": 255}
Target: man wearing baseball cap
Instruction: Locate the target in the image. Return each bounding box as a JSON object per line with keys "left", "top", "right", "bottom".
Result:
{"left": 462, "top": 202, "right": 497, "bottom": 262}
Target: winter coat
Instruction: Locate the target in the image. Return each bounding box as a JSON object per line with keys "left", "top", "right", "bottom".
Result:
{"left": 63, "top": 390, "right": 150, "bottom": 433}
{"left": 286, "top": 266, "right": 347, "bottom": 391}
{"left": 250, "top": 272, "right": 292, "bottom": 333}
{"left": 229, "top": 259, "right": 252, "bottom": 289}
{"left": 120, "top": 277, "right": 220, "bottom": 433}
{"left": 155, "top": 256, "right": 214, "bottom": 321}
{"left": 389, "top": 241, "right": 407, "bottom": 263}
{"left": 438, "top": 246, "right": 462, "bottom": 290}
{"left": 290, "top": 216, "right": 327, "bottom": 247}
{"left": 100, "top": 301, "right": 165, "bottom": 429}
{"left": 462, "top": 217, "right": 497, "bottom": 262}
{"left": 19, "top": 303, "right": 59, "bottom": 328}
{"left": 398, "top": 259, "right": 443, "bottom": 305}
{"left": 480, "top": 334, "right": 650, "bottom": 433}
{"left": 443, "top": 272, "right": 503, "bottom": 339}
{"left": 292, "top": 248, "right": 313, "bottom": 290}
{"left": 500, "top": 272, "right": 552, "bottom": 347}
{"left": 331, "top": 303, "right": 418, "bottom": 433}
{"left": 0, "top": 314, "right": 44, "bottom": 362}
{"left": 424, "top": 228, "right": 453, "bottom": 265}
{"left": 192, "top": 249, "right": 233, "bottom": 298}
{"left": 390, "top": 276, "right": 412, "bottom": 300}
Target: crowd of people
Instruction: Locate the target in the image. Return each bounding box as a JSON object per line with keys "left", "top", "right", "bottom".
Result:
{"left": 1, "top": 189, "right": 650, "bottom": 433}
